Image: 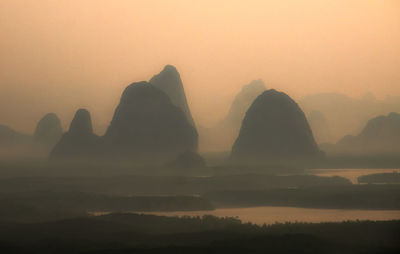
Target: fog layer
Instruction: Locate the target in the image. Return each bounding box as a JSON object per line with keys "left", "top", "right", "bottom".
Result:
{"left": 0, "top": 0, "right": 399, "bottom": 141}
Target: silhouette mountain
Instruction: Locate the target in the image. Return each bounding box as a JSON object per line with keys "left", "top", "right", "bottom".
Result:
{"left": 306, "top": 110, "right": 331, "bottom": 143}
{"left": 104, "top": 81, "right": 198, "bottom": 163}
{"left": 50, "top": 109, "right": 100, "bottom": 159}
{"left": 199, "top": 80, "right": 266, "bottom": 152}
{"left": 225, "top": 79, "right": 266, "bottom": 125}
{"left": 299, "top": 92, "right": 400, "bottom": 143}
{"left": 231, "top": 89, "right": 321, "bottom": 164}
{"left": 150, "top": 65, "right": 195, "bottom": 127}
{"left": 325, "top": 112, "right": 400, "bottom": 155}
{"left": 33, "top": 113, "right": 63, "bottom": 151}
{"left": 0, "top": 125, "right": 30, "bottom": 146}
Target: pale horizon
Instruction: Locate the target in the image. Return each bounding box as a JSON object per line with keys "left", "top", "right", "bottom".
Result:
{"left": 1, "top": 0, "right": 399, "bottom": 134}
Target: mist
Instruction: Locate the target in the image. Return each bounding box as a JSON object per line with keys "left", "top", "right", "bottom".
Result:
{"left": 1, "top": 1, "right": 400, "bottom": 253}
{"left": 1, "top": 0, "right": 399, "bottom": 137}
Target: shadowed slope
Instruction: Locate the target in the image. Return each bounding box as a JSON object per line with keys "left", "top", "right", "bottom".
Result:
{"left": 150, "top": 65, "right": 195, "bottom": 127}
{"left": 50, "top": 109, "right": 100, "bottom": 159}
{"left": 104, "top": 81, "right": 198, "bottom": 163}
{"left": 231, "top": 89, "right": 321, "bottom": 164}
{"left": 33, "top": 113, "right": 62, "bottom": 151}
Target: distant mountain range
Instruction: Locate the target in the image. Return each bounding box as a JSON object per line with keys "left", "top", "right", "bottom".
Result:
{"left": 321, "top": 112, "right": 400, "bottom": 156}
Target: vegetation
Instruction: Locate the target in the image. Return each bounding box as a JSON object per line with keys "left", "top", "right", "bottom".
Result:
{"left": 0, "top": 171, "right": 350, "bottom": 196}
{"left": 0, "top": 191, "right": 213, "bottom": 222}
{"left": 320, "top": 155, "right": 400, "bottom": 169}
{"left": 0, "top": 213, "right": 398, "bottom": 253}
{"left": 358, "top": 171, "right": 400, "bottom": 184}
{"left": 205, "top": 184, "right": 400, "bottom": 209}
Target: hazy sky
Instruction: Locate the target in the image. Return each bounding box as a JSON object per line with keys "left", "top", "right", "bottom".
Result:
{"left": 0, "top": 0, "right": 399, "bottom": 133}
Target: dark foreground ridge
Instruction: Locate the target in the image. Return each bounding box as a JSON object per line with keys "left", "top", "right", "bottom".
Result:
{"left": 0, "top": 213, "right": 398, "bottom": 254}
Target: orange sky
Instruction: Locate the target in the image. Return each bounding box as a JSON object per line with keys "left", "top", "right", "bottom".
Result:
{"left": 0, "top": 0, "right": 399, "bottom": 133}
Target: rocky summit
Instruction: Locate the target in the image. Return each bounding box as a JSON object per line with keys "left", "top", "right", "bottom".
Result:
{"left": 50, "top": 109, "right": 100, "bottom": 160}
{"left": 103, "top": 81, "right": 198, "bottom": 163}
{"left": 231, "top": 89, "right": 321, "bottom": 164}
{"left": 33, "top": 113, "right": 63, "bottom": 151}
{"left": 150, "top": 65, "right": 195, "bottom": 127}
{"left": 225, "top": 79, "right": 266, "bottom": 126}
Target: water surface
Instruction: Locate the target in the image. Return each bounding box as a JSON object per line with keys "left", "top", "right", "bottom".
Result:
{"left": 309, "top": 168, "right": 398, "bottom": 183}
{"left": 142, "top": 206, "right": 400, "bottom": 225}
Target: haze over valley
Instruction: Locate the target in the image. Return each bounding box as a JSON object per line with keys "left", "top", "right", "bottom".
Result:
{"left": 0, "top": 1, "right": 399, "bottom": 253}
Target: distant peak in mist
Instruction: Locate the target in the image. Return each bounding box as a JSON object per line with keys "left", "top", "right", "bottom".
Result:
{"left": 322, "top": 112, "right": 400, "bottom": 156}
{"left": 199, "top": 79, "right": 266, "bottom": 152}
{"left": 50, "top": 108, "right": 100, "bottom": 160}
{"left": 150, "top": 65, "right": 195, "bottom": 127}
{"left": 241, "top": 79, "right": 266, "bottom": 93}
{"left": 300, "top": 91, "right": 400, "bottom": 144}
{"left": 69, "top": 108, "right": 93, "bottom": 135}
{"left": 224, "top": 79, "right": 266, "bottom": 125}
{"left": 33, "top": 113, "right": 63, "bottom": 151}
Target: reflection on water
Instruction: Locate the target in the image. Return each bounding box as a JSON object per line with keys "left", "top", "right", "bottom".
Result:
{"left": 141, "top": 206, "right": 400, "bottom": 225}
{"left": 91, "top": 169, "right": 400, "bottom": 225}
{"left": 310, "top": 168, "right": 398, "bottom": 183}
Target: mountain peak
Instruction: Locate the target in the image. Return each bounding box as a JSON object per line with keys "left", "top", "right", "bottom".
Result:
{"left": 162, "top": 64, "right": 178, "bottom": 73}
{"left": 231, "top": 89, "right": 321, "bottom": 164}
{"left": 150, "top": 65, "right": 195, "bottom": 127}
{"left": 69, "top": 108, "right": 93, "bottom": 135}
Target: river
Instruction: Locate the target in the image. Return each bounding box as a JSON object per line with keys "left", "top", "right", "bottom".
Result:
{"left": 141, "top": 206, "right": 400, "bottom": 225}
{"left": 309, "top": 168, "right": 398, "bottom": 183}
